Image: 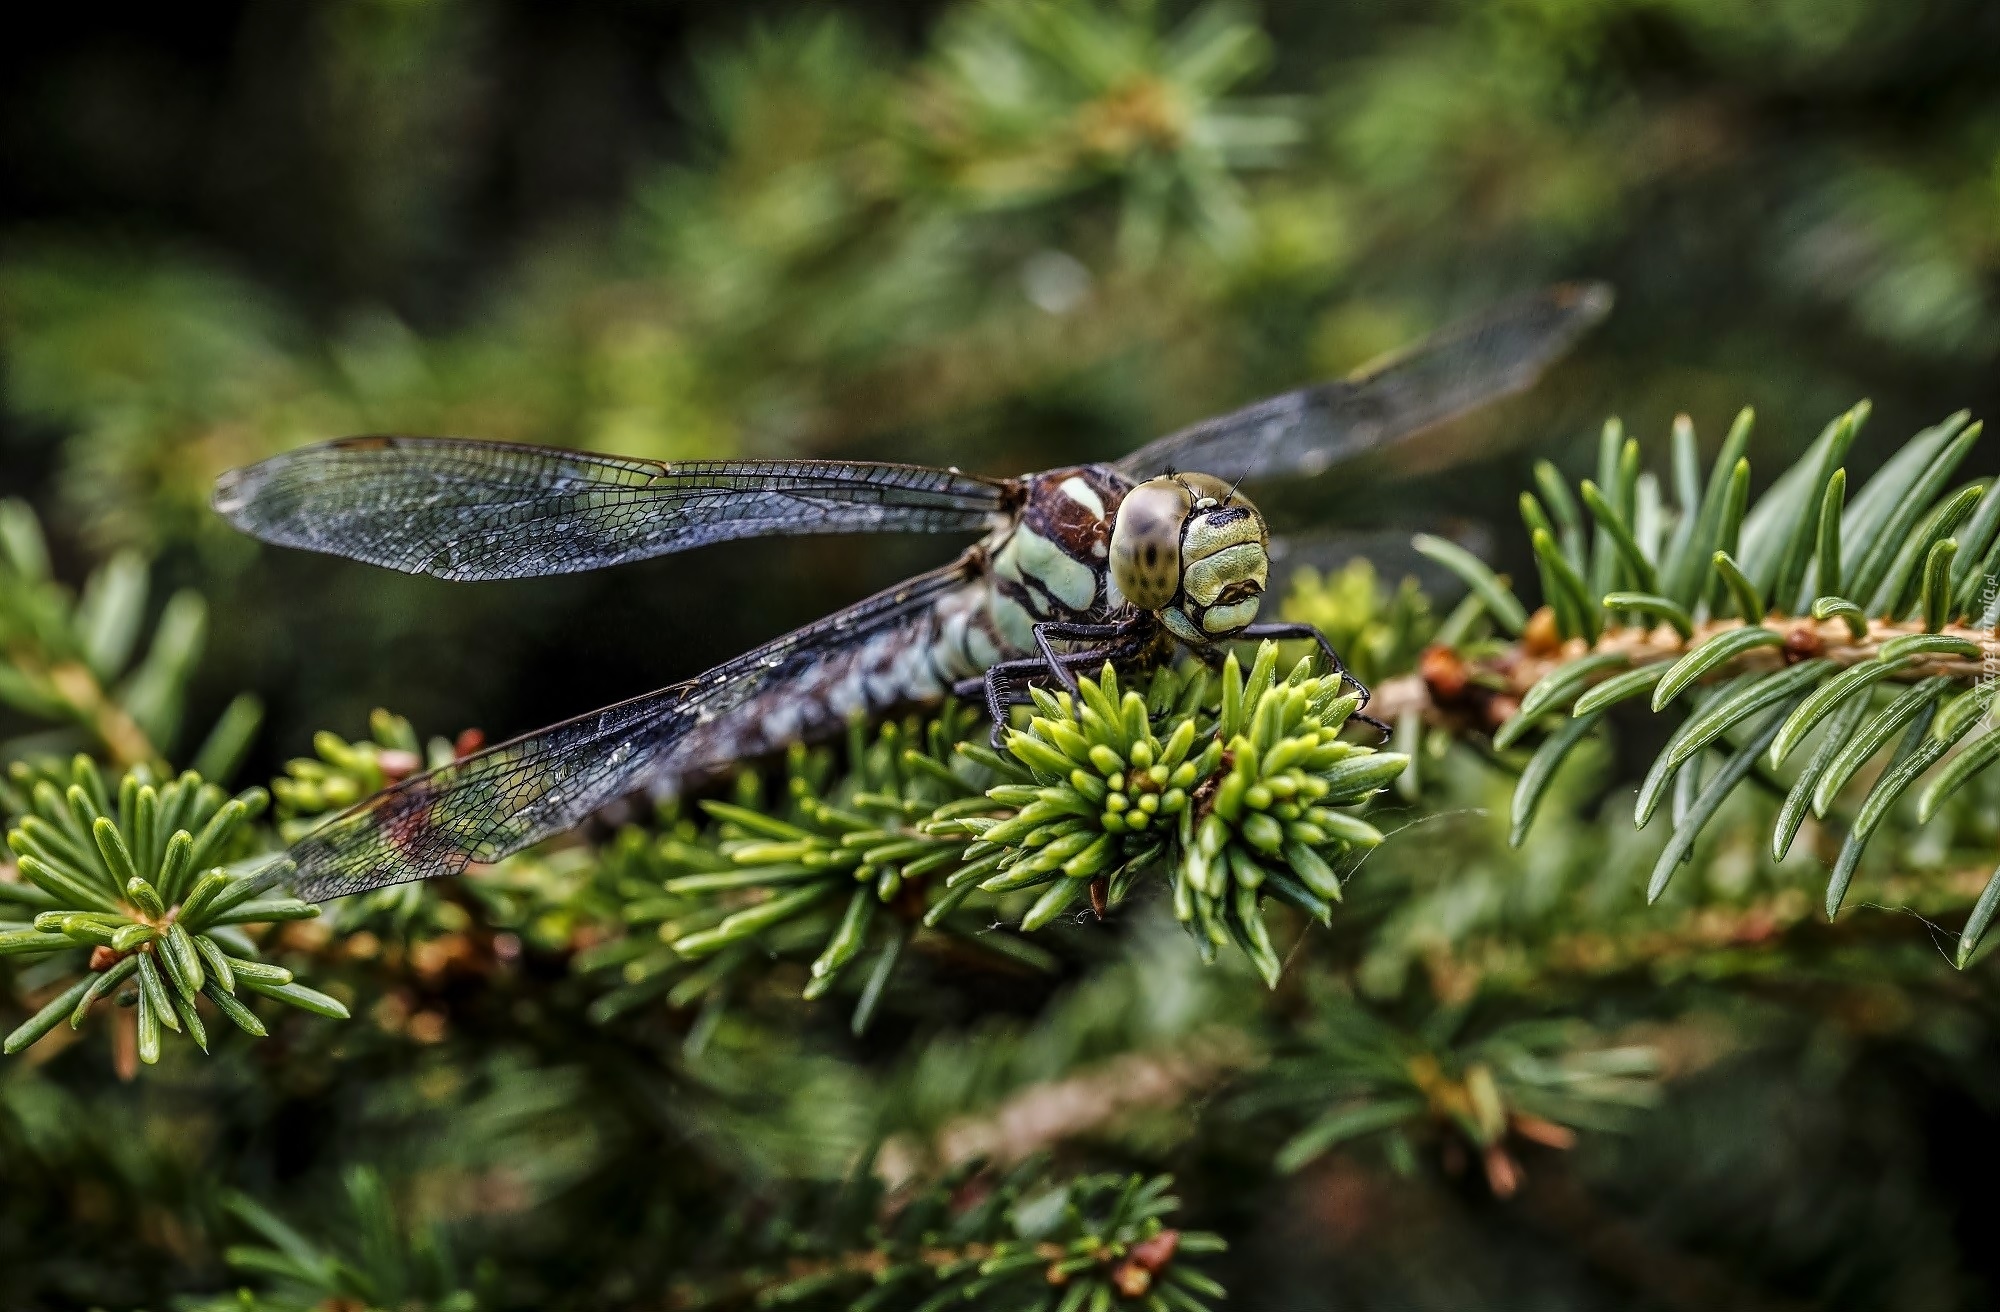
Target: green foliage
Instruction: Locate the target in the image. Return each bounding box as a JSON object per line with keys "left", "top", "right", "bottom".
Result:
{"left": 1156, "top": 649, "right": 1397, "bottom": 983}
{"left": 969, "top": 674, "right": 1210, "bottom": 934}
{"left": 1489, "top": 403, "right": 2000, "bottom": 959}
{"left": 1247, "top": 989, "right": 1657, "bottom": 1187}
{"left": 192, "top": 1167, "right": 483, "bottom": 1312}
{"left": 682, "top": 1158, "right": 1224, "bottom": 1312}
{"left": 0, "top": 756, "right": 344, "bottom": 1062}
{"left": 581, "top": 645, "right": 1401, "bottom": 1032}
{"left": 0, "top": 498, "right": 260, "bottom": 774}
{"left": 917, "top": 0, "right": 1298, "bottom": 261}
{"left": 191, "top": 1155, "right": 1222, "bottom": 1312}
{"left": 273, "top": 708, "right": 450, "bottom": 840}
{"left": 578, "top": 702, "right": 1028, "bottom": 1037}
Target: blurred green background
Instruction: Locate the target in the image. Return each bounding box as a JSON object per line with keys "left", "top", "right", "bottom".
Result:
{"left": 9, "top": 0, "right": 2000, "bottom": 1307}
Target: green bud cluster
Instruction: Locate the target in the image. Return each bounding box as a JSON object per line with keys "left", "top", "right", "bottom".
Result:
{"left": 942, "top": 662, "right": 1218, "bottom": 934}
{"left": 929, "top": 644, "right": 1405, "bottom": 984}
{"left": 274, "top": 708, "right": 438, "bottom": 840}
{"left": 0, "top": 755, "right": 347, "bottom": 1063}
{"left": 1177, "top": 646, "right": 1404, "bottom": 984}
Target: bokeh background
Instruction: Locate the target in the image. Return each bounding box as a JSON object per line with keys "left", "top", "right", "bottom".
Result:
{"left": 9, "top": 1, "right": 2000, "bottom": 1308}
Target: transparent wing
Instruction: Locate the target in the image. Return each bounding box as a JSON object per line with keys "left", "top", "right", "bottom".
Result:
{"left": 213, "top": 437, "right": 1014, "bottom": 580}
{"left": 1117, "top": 282, "right": 1612, "bottom": 484}
{"left": 286, "top": 560, "right": 975, "bottom": 901}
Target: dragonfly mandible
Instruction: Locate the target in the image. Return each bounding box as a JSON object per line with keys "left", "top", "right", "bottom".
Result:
{"left": 214, "top": 283, "right": 1610, "bottom": 902}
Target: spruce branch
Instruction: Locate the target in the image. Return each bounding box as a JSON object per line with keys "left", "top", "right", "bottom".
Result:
{"left": 581, "top": 644, "right": 1403, "bottom": 1031}
{"left": 578, "top": 700, "right": 1035, "bottom": 1037}
{"left": 879, "top": 1027, "right": 1260, "bottom": 1191}
{"left": 948, "top": 644, "right": 1401, "bottom": 985}
{"left": 0, "top": 755, "right": 346, "bottom": 1066}
{"left": 1245, "top": 995, "right": 1657, "bottom": 1196}
{"left": 671, "top": 1158, "right": 1225, "bottom": 1311}
{"left": 1373, "top": 404, "right": 2000, "bottom": 961}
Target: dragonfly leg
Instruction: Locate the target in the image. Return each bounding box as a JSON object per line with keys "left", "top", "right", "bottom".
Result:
{"left": 1234, "top": 621, "right": 1392, "bottom": 742}
{"left": 1031, "top": 621, "right": 1136, "bottom": 696}
{"left": 954, "top": 659, "right": 1047, "bottom": 710}
{"left": 968, "top": 650, "right": 1121, "bottom": 747}
{"left": 971, "top": 658, "right": 1042, "bottom": 743}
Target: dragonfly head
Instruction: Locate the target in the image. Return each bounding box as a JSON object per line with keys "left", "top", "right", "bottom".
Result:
{"left": 1109, "top": 473, "right": 1269, "bottom": 642}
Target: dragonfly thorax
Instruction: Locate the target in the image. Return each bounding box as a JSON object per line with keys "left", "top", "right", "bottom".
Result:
{"left": 1108, "top": 472, "right": 1269, "bottom": 643}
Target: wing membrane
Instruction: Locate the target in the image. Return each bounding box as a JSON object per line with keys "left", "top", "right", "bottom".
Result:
{"left": 1118, "top": 282, "right": 1612, "bottom": 484}
{"left": 286, "top": 560, "right": 975, "bottom": 901}
{"left": 214, "top": 437, "right": 1013, "bottom": 580}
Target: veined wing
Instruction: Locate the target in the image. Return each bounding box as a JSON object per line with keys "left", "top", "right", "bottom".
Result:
{"left": 213, "top": 437, "right": 1015, "bottom": 581}
{"left": 285, "top": 559, "right": 975, "bottom": 901}
{"left": 1117, "top": 282, "right": 1612, "bottom": 484}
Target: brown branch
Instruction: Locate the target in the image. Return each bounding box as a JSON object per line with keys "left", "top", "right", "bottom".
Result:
{"left": 876, "top": 1025, "right": 1259, "bottom": 1189}
{"left": 1373, "top": 611, "right": 1998, "bottom": 730}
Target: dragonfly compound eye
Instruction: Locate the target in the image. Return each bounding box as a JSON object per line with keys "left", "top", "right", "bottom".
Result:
{"left": 1109, "top": 477, "right": 1192, "bottom": 610}
{"left": 1177, "top": 495, "right": 1268, "bottom": 637}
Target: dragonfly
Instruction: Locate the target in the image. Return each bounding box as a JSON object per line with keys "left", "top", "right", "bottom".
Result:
{"left": 214, "top": 282, "right": 1610, "bottom": 902}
